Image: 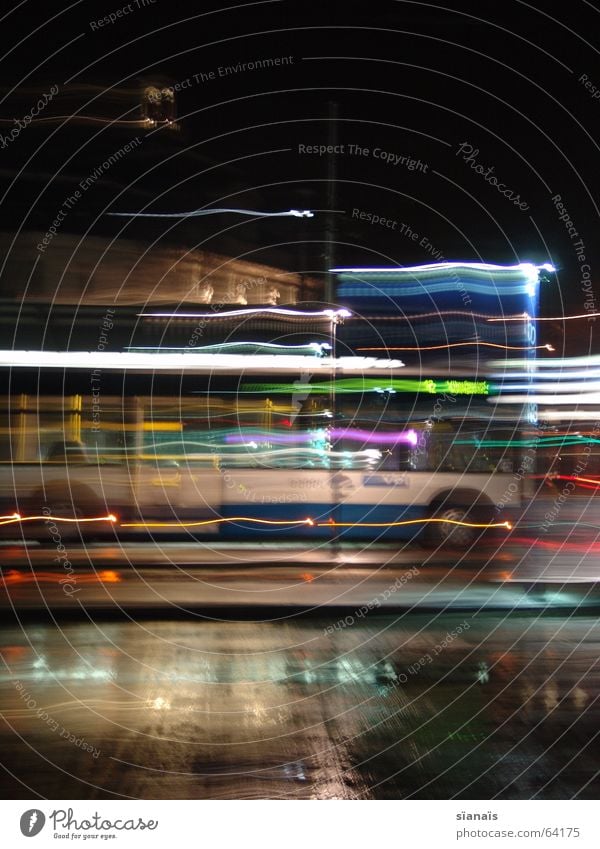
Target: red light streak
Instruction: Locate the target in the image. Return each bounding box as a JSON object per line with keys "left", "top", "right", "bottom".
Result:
{"left": 511, "top": 537, "right": 600, "bottom": 553}
{"left": 532, "top": 475, "right": 600, "bottom": 490}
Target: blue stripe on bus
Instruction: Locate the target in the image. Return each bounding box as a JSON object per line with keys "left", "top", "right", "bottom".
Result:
{"left": 218, "top": 502, "right": 428, "bottom": 539}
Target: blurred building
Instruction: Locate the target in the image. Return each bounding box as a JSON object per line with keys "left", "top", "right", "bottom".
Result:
{"left": 0, "top": 76, "right": 321, "bottom": 308}
{"left": 0, "top": 230, "right": 317, "bottom": 306}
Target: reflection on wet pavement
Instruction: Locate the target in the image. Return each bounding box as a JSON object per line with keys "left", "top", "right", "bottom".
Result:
{"left": 0, "top": 613, "right": 598, "bottom": 799}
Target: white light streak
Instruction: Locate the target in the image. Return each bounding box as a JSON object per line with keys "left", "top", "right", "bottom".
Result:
{"left": 331, "top": 262, "right": 554, "bottom": 274}
{"left": 539, "top": 410, "right": 600, "bottom": 421}
{"left": 138, "top": 308, "right": 352, "bottom": 320}
{"left": 490, "top": 370, "right": 600, "bottom": 379}
{"left": 489, "top": 312, "right": 599, "bottom": 322}
{"left": 108, "top": 207, "right": 314, "bottom": 219}
{"left": 496, "top": 381, "right": 600, "bottom": 392}
{"left": 491, "top": 355, "right": 600, "bottom": 368}
{"left": 0, "top": 351, "right": 403, "bottom": 372}
{"left": 494, "top": 393, "right": 600, "bottom": 405}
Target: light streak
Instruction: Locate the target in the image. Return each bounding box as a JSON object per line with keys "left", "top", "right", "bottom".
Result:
{"left": 455, "top": 435, "right": 600, "bottom": 448}
{"left": 316, "top": 518, "right": 512, "bottom": 529}
{"left": 509, "top": 536, "right": 600, "bottom": 553}
{"left": 334, "top": 262, "right": 549, "bottom": 298}
{"left": 98, "top": 444, "right": 374, "bottom": 463}
{"left": 545, "top": 474, "right": 600, "bottom": 488}
{"left": 109, "top": 207, "right": 314, "bottom": 218}
{"left": 98, "top": 570, "right": 121, "bottom": 583}
{"left": 539, "top": 411, "right": 600, "bottom": 422}
{"left": 120, "top": 516, "right": 315, "bottom": 528}
{"left": 143, "top": 438, "right": 270, "bottom": 451}
{"left": 489, "top": 312, "right": 600, "bottom": 321}
{"left": 494, "top": 393, "right": 600, "bottom": 405}
{"left": 357, "top": 342, "right": 554, "bottom": 352}
{"left": 126, "top": 342, "right": 330, "bottom": 356}
{"left": 0, "top": 350, "right": 408, "bottom": 373}
{"left": 0, "top": 116, "right": 150, "bottom": 126}
{"left": 0, "top": 513, "right": 21, "bottom": 523}
{"left": 119, "top": 516, "right": 509, "bottom": 531}
{"left": 332, "top": 262, "right": 554, "bottom": 274}
{"left": 491, "top": 355, "right": 600, "bottom": 368}
{"left": 223, "top": 428, "right": 418, "bottom": 446}
{"left": 492, "top": 381, "right": 600, "bottom": 393}
{"left": 0, "top": 513, "right": 117, "bottom": 526}
{"left": 216, "top": 448, "right": 382, "bottom": 467}
{"left": 138, "top": 308, "right": 350, "bottom": 320}
{"left": 242, "top": 378, "right": 488, "bottom": 395}
{"left": 330, "top": 428, "right": 418, "bottom": 445}
{"left": 224, "top": 432, "right": 315, "bottom": 445}
{"left": 2, "top": 570, "right": 121, "bottom": 584}
{"left": 359, "top": 310, "right": 526, "bottom": 321}
{"left": 490, "top": 370, "right": 600, "bottom": 379}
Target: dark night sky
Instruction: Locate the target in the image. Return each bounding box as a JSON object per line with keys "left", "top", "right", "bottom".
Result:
{"left": 1, "top": 0, "right": 600, "bottom": 352}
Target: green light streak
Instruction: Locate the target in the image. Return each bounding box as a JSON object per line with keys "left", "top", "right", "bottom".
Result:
{"left": 454, "top": 435, "right": 600, "bottom": 448}
{"left": 241, "top": 378, "right": 489, "bottom": 395}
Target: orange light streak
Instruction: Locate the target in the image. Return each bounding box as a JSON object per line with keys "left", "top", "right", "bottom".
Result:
{"left": 0, "top": 513, "right": 21, "bottom": 525}
{"left": 2, "top": 570, "right": 121, "bottom": 585}
{"left": 0, "top": 513, "right": 117, "bottom": 526}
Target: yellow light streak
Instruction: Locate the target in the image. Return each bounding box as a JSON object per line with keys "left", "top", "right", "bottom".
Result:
{"left": 316, "top": 518, "right": 512, "bottom": 529}
{"left": 120, "top": 516, "right": 315, "bottom": 528}
{"left": 0, "top": 513, "right": 117, "bottom": 526}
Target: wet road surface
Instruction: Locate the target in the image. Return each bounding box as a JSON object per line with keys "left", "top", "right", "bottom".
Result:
{"left": 2, "top": 539, "right": 600, "bottom": 612}
{"left": 0, "top": 612, "right": 598, "bottom": 799}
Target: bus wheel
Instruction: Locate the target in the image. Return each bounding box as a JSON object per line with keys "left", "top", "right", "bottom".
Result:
{"left": 425, "top": 504, "right": 479, "bottom": 548}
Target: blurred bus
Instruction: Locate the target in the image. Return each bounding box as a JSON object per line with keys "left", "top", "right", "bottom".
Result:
{"left": 0, "top": 262, "right": 550, "bottom": 545}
